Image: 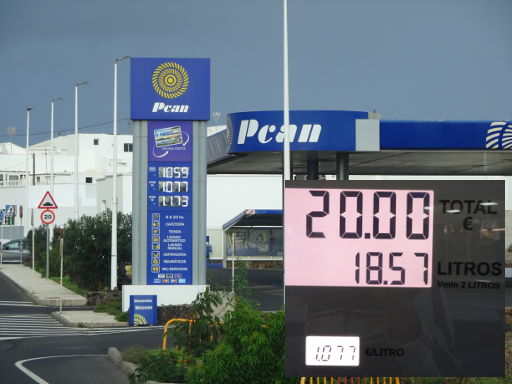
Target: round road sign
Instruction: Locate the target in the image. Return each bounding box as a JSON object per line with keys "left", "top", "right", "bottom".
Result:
{"left": 40, "top": 209, "right": 56, "bottom": 225}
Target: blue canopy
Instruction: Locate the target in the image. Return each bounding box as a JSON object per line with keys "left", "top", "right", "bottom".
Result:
{"left": 222, "top": 209, "right": 283, "bottom": 231}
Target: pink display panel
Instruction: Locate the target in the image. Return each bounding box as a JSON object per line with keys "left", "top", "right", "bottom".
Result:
{"left": 285, "top": 188, "right": 434, "bottom": 288}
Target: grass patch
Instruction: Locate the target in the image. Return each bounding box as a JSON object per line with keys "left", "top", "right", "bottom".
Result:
{"left": 49, "top": 276, "right": 87, "bottom": 296}
{"left": 94, "top": 299, "right": 129, "bottom": 322}
{"left": 33, "top": 266, "right": 87, "bottom": 296}
{"left": 121, "top": 345, "right": 150, "bottom": 365}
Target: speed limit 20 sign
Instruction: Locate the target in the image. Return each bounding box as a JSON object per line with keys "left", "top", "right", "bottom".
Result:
{"left": 40, "top": 209, "right": 56, "bottom": 225}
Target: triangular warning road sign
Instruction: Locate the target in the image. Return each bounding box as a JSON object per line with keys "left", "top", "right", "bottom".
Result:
{"left": 38, "top": 191, "right": 58, "bottom": 209}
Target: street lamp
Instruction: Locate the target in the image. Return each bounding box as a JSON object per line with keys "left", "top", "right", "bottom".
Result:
{"left": 25, "top": 107, "right": 33, "bottom": 236}
{"left": 74, "top": 81, "right": 89, "bottom": 220}
{"left": 111, "top": 55, "right": 129, "bottom": 290}
{"left": 50, "top": 97, "right": 62, "bottom": 245}
{"left": 283, "top": 0, "right": 291, "bottom": 181}
{"left": 50, "top": 97, "right": 63, "bottom": 196}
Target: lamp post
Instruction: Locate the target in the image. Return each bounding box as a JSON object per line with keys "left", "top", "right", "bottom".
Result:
{"left": 283, "top": 0, "right": 291, "bottom": 181}
{"left": 282, "top": 0, "right": 290, "bottom": 308}
{"left": 50, "top": 97, "right": 63, "bottom": 196}
{"left": 74, "top": 81, "right": 89, "bottom": 220}
{"left": 111, "top": 56, "right": 129, "bottom": 290}
{"left": 25, "top": 107, "right": 33, "bottom": 236}
{"left": 50, "top": 97, "right": 62, "bottom": 244}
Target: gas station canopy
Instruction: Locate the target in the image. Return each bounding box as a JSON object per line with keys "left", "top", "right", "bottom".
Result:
{"left": 207, "top": 111, "right": 512, "bottom": 176}
{"left": 222, "top": 209, "right": 283, "bottom": 231}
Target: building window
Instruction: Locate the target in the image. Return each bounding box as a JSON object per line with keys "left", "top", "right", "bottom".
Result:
{"left": 124, "top": 143, "right": 133, "bottom": 152}
{"left": 85, "top": 177, "right": 93, "bottom": 184}
{"left": 93, "top": 138, "right": 99, "bottom": 145}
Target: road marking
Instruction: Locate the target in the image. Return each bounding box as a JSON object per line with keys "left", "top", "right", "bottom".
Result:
{"left": 0, "top": 312, "right": 163, "bottom": 340}
{"left": 0, "top": 303, "right": 43, "bottom": 307}
{"left": 15, "top": 354, "right": 106, "bottom": 384}
{"left": 0, "top": 300, "right": 32, "bottom": 304}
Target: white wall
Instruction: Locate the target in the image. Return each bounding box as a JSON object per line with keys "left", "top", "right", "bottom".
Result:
{"left": 206, "top": 174, "right": 283, "bottom": 229}
{"left": 95, "top": 173, "right": 132, "bottom": 214}
{"left": 0, "top": 133, "right": 133, "bottom": 235}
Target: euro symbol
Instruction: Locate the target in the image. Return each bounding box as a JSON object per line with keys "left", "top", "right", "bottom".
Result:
{"left": 463, "top": 216, "right": 473, "bottom": 230}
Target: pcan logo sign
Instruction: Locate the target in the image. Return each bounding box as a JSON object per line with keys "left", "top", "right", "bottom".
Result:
{"left": 130, "top": 57, "right": 210, "bottom": 121}
{"left": 152, "top": 62, "right": 189, "bottom": 99}
{"left": 486, "top": 121, "right": 512, "bottom": 149}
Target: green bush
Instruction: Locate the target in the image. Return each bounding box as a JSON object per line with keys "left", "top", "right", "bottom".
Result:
{"left": 186, "top": 299, "right": 295, "bottom": 384}
{"left": 26, "top": 210, "right": 131, "bottom": 291}
{"left": 172, "top": 288, "right": 224, "bottom": 358}
{"left": 129, "top": 349, "right": 188, "bottom": 384}
{"left": 62, "top": 210, "right": 131, "bottom": 291}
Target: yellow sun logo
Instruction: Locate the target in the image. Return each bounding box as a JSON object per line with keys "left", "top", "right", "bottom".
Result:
{"left": 152, "top": 62, "right": 189, "bottom": 99}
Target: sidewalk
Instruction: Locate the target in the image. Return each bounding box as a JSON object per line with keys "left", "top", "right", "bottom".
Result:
{"left": 0, "top": 264, "right": 128, "bottom": 327}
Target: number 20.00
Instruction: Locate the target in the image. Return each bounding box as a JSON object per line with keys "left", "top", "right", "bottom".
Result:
{"left": 305, "top": 190, "right": 430, "bottom": 240}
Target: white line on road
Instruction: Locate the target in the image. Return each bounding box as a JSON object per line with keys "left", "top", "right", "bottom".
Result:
{"left": 0, "top": 300, "right": 33, "bottom": 304}
{"left": 15, "top": 354, "right": 107, "bottom": 384}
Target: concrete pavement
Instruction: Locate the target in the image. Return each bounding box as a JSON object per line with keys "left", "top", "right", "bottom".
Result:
{"left": 0, "top": 264, "right": 128, "bottom": 327}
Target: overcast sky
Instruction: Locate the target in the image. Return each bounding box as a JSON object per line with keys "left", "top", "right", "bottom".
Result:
{"left": 1, "top": 0, "right": 511, "bottom": 147}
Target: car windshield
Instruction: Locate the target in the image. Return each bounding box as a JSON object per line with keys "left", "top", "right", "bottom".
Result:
{"left": 3, "top": 241, "right": 23, "bottom": 250}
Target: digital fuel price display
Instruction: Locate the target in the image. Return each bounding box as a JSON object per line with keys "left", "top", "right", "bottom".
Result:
{"left": 286, "top": 188, "right": 433, "bottom": 288}
{"left": 147, "top": 121, "right": 193, "bottom": 285}
{"left": 284, "top": 180, "right": 504, "bottom": 377}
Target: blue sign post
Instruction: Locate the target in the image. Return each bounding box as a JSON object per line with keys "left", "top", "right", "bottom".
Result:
{"left": 129, "top": 295, "right": 157, "bottom": 326}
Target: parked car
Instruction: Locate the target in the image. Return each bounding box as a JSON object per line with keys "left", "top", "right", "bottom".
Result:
{"left": 0, "top": 239, "right": 30, "bottom": 263}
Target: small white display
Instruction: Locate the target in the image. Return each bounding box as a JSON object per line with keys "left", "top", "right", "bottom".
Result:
{"left": 305, "top": 336, "right": 360, "bottom": 367}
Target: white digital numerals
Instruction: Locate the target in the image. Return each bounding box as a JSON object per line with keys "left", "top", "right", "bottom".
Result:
{"left": 305, "top": 336, "right": 360, "bottom": 367}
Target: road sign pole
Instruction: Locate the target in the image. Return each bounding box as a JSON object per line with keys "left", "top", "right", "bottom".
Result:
{"left": 60, "top": 237, "right": 64, "bottom": 286}
{"left": 46, "top": 225, "right": 49, "bottom": 279}
{"left": 32, "top": 226, "right": 35, "bottom": 271}
{"left": 31, "top": 208, "right": 34, "bottom": 270}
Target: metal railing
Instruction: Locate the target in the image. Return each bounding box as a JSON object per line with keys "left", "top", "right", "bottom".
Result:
{"left": 162, "top": 318, "right": 194, "bottom": 350}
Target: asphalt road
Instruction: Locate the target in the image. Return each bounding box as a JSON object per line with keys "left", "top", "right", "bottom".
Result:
{"left": 207, "top": 267, "right": 284, "bottom": 310}
{"left": 1, "top": 267, "right": 510, "bottom": 383}
{"left": 0, "top": 272, "right": 163, "bottom": 384}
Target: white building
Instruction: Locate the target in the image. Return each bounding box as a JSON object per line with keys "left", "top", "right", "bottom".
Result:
{"left": 0, "top": 133, "right": 134, "bottom": 237}
{"left": 0, "top": 128, "right": 282, "bottom": 261}
{"left": 1, "top": 128, "right": 510, "bottom": 262}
